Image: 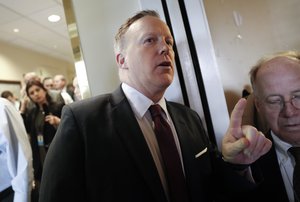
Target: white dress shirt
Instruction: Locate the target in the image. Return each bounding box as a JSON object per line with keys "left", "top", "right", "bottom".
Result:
{"left": 271, "top": 132, "right": 295, "bottom": 202}
{"left": 60, "top": 87, "right": 73, "bottom": 104}
{"left": 0, "top": 98, "right": 33, "bottom": 202}
{"left": 121, "top": 83, "right": 185, "bottom": 200}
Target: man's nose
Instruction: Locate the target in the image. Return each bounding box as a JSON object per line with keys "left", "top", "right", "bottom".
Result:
{"left": 281, "top": 102, "right": 298, "bottom": 117}
{"left": 159, "top": 41, "right": 170, "bottom": 55}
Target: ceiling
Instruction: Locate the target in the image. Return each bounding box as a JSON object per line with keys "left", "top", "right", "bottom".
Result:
{"left": 0, "top": 0, "right": 74, "bottom": 63}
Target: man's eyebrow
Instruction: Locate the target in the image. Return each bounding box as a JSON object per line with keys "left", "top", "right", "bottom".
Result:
{"left": 292, "top": 90, "right": 300, "bottom": 94}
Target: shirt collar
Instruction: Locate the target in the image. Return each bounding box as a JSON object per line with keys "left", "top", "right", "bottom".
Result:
{"left": 271, "top": 131, "right": 293, "bottom": 160}
{"left": 121, "top": 83, "right": 167, "bottom": 119}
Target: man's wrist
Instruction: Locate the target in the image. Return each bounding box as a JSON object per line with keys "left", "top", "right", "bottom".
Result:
{"left": 222, "top": 157, "right": 250, "bottom": 171}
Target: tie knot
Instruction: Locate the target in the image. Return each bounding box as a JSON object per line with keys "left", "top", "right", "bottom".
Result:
{"left": 289, "top": 147, "right": 300, "bottom": 162}
{"left": 149, "top": 104, "right": 163, "bottom": 118}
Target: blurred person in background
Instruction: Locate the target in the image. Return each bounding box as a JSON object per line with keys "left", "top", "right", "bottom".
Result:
{"left": 19, "top": 72, "right": 42, "bottom": 117}
{"left": 42, "top": 77, "right": 54, "bottom": 91}
{"left": 1, "top": 90, "right": 21, "bottom": 110}
{"left": 66, "top": 83, "right": 75, "bottom": 101}
{"left": 72, "top": 76, "right": 82, "bottom": 101}
{"left": 53, "top": 74, "right": 73, "bottom": 104}
{"left": 20, "top": 72, "right": 41, "bottom": 102}
{"left": 21, "top": 73, "right": 65, "bottom": 118}
{"left": 20, "top": 79, "right": 64, "bottom": 202}
{"left": 0, "top": 97, "right": 33, "bottom": 202}
{"left": 42, "top": 76, "right": 65, "bottom": 105}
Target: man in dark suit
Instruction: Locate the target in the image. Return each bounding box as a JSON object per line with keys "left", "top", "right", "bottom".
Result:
{"left": 39, "top": 10, "right": 271, "bottom": 202}
{"left": 248, "top": 51, "right": 300, "bottom": 202}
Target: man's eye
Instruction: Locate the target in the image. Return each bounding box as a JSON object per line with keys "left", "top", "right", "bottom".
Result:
{"left": 293, "top": 93, "right": 300, "bottom": 100}
{"left": 145, "top": 38, "right": 154, "bottom": 43}
{"left": 166, "top": 40, "right": 173, "bottom": 46}
{"left": 267, "top": 99, "right": 281, "bottom": 104}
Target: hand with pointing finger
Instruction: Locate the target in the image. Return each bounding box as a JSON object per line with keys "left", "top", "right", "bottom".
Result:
{"left": 45, "top": 115, "right": 61, "bottom": 128}
{"left": 222, "top": 98, "right": 272, "bottom": 165}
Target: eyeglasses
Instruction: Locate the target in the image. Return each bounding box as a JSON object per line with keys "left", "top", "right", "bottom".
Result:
{"left": 264, "top": 93, "right": 300, "bottom": 111}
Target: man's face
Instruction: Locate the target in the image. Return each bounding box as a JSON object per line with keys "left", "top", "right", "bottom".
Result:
{"left": 255, "top": 57, "right": 300, "bottom": 145}
{"left": 119, "top": 16, "right": 175, "bottom": 101}
{"left": 73, "top": 77, "right": 81, "bottom": 100}
{"left": 53, "top": 77, "right": 65, "bottom": 90}
{"left": 44, "top": 79, "right": 54, "bottom": 90}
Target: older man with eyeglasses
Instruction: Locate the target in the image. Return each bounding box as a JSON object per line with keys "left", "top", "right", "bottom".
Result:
{"left": 247, "top": 51, "right": 300, "bottom": 202}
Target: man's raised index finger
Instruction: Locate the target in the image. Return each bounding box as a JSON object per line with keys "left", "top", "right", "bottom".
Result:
{"left": 229, "top": 98, "right": 247, "bottom": 129}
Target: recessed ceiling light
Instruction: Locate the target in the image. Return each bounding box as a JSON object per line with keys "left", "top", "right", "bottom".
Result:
{"left": 13, "top": 28, "right": 19, "bottom": 33}
{"left": 48, "top": 14, "right": 61, "bottom": 22}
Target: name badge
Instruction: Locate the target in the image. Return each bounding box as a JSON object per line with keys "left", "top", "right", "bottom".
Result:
{"left": 37, "top": 134, "right": 44, "bottom": 146}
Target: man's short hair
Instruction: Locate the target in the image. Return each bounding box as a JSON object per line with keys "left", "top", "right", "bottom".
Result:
{"left": 114, "top": 10, "right": 160, "bottom": 54}
{"left": 1, "top": 90, "right": 13, "bottom": 99}
{"left": 249, "top": 50, "right": 300, "bottom": 91}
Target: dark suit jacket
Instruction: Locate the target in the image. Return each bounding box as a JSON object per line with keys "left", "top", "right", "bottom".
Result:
{"left": 23, "top": 101, "right": 64, "bottom": 181}
{"left": 249, "top": 132, "right": 290, "bottom": 202}
{"left": 39, "top": 87, "right": 256, "bottom": 202}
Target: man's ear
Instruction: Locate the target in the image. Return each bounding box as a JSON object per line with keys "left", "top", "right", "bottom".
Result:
{"left": 116, "top": 53, "right": 126, "bottom": 68}
{"left": 254, "top": 97, "right": 261, "bottom": 112}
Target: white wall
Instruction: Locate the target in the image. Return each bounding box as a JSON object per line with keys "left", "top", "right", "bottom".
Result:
{"left": 0, "top": 40, "right": 75, "bottom": 98}
{"left": 204, "top": 0, "right": 300, "bottom": 113}
{"left": 71, "top": 0, "right": 141, "bottom": 96}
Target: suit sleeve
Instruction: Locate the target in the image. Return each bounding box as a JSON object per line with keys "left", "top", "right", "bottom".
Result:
{"left": 39, "top": 105, "right": 86, "bottom": 202}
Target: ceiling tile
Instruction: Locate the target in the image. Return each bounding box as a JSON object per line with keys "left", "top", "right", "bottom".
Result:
{"left": 0, "top": 0, "right": 74, "bottom": 63}
{"left": 0, "top": 5, "right": 20, "bottom": 24}
{"left": 0, "top": 0, "right": 58, "bottom": 16}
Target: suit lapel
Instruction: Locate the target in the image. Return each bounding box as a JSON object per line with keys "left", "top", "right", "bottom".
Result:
{"left": 257, "top": 131, "right": 289, "bottom": 198}
{"left": 167, "top": 103, "right": 208, "bottom": 202}
{"left": 110, "top": 87, "right": 167, "bottom": 202}
{"left": 167, "top": 102, "right": 208, "bottom": 162}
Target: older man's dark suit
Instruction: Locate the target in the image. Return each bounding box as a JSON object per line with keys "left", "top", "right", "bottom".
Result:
{"left": 39, "top": 87, "right": 255, "bottom": 202}
{"left": 249, "top": 132, "right": 290, "bottom": 202}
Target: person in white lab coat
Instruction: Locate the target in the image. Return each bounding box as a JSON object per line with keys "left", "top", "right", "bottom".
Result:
{"left": 0, "top": 98, "right": 33, "bottom": 202}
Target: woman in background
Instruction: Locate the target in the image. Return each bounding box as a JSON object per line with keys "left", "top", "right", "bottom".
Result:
{"left": 20, "top": 79, "right": 64, "bottom": 202}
